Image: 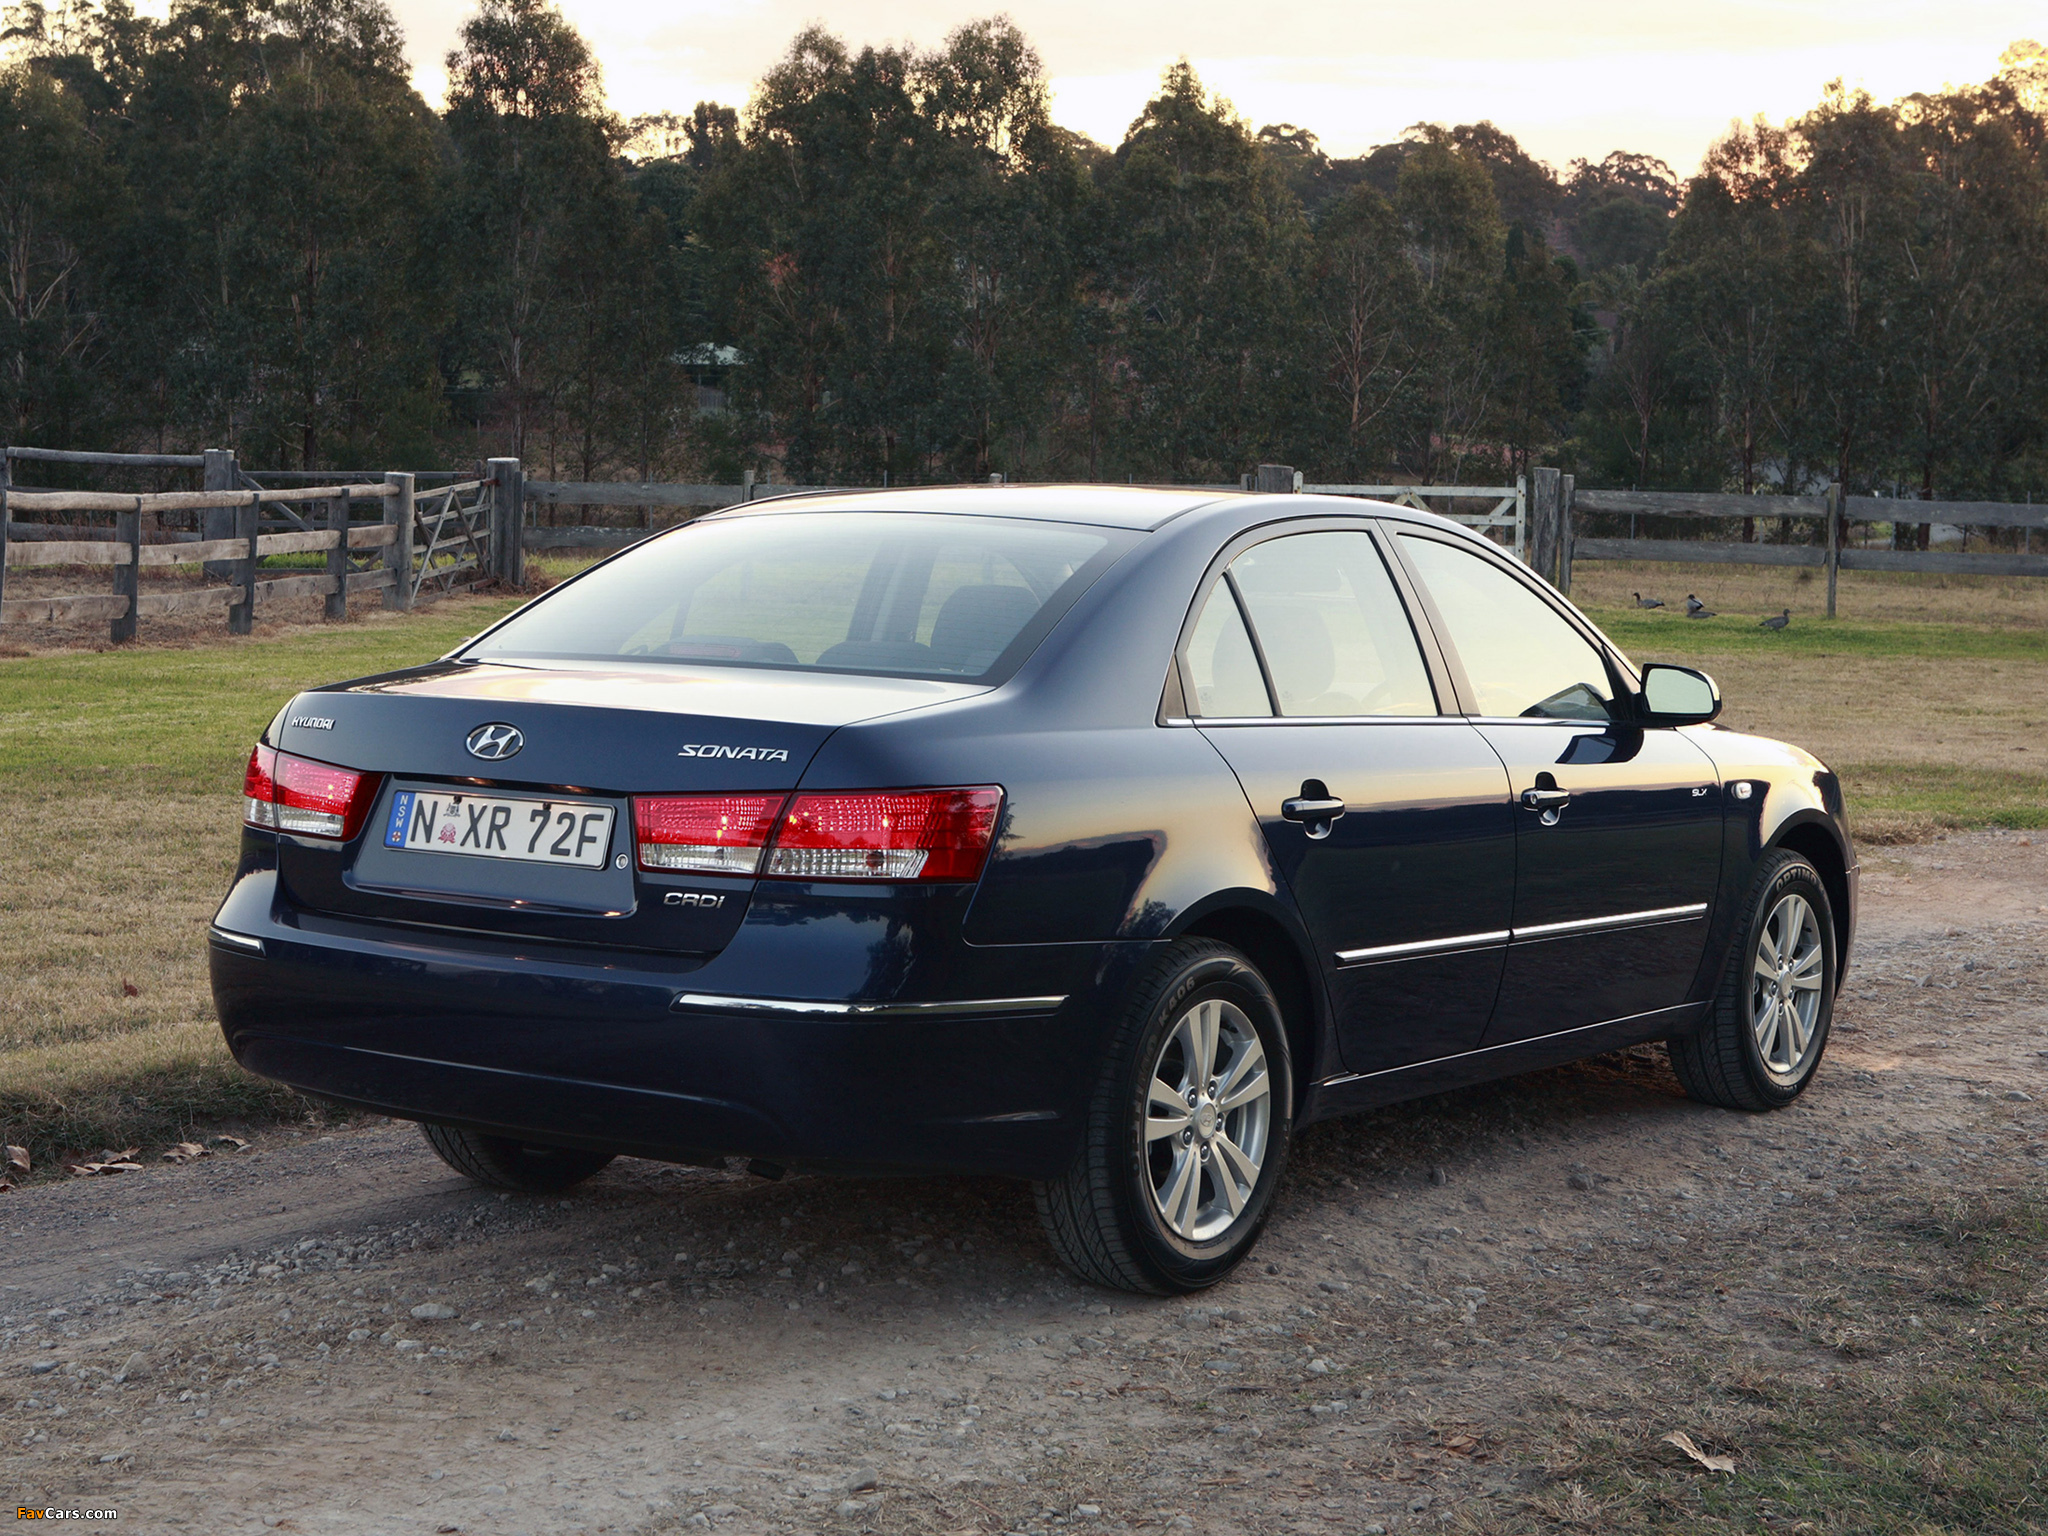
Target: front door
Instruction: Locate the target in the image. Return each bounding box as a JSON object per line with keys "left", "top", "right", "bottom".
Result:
{"left": 1181, "top": 527, "right": 1516, "bottom": 1075}
{"left": 1391, "top": 531, "right": 1724, "bottom": 1044}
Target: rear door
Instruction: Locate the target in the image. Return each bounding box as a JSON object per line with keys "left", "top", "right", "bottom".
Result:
{"left": 1389, "top": 530, "right": 1724, "bottom": 1044}
{"left": 1183, "top": 525, "right": 1516, "bottom": 1075}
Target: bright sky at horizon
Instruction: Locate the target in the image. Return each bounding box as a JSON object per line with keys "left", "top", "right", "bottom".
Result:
{"left": 384, "top": 0, "right": 2040, "bottom": 176}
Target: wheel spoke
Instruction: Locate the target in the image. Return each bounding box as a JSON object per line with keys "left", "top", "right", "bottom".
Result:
{"left": 1146, "top": 1078, "right": 1192, "bottom": 1141}
{"left": 1157, "top": 1148, "right": 1201, "bottom": 1237}
{"left": 1193, "top": 1000, "right": 1221, "bottom": 1083}
{"left": 1216, "top": 1034, "right": 1269, "bottom": 1113}
{"left": 1212, "top": 1133, "right": 1260, "bottom": 1211}
{"left": 1788, "top": 946, "right": 1825, "bottom": 991}
{"left": 1755, "top": 925, "right": 1781, "bottom": 974}
{"left": 1754, "top": 997, "right": 1781, "bottom": 1062}
{"left": 1784, "top": 1000, "right": 1811, "bottom": 1060}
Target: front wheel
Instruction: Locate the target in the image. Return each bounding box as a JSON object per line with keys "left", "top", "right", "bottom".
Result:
{"left": 418, "top": 1122, "right": 615, "bottom": 1192}
{"left": 1034, "top": 939, "right": 1293, "bottom": 1294}
{"left": 1669, "top": 850, "right": 1837, "bottom": 1111}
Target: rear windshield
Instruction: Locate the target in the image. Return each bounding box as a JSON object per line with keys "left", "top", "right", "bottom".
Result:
{"left": 464, "top": 511, "right": 1128, "bottom": 681}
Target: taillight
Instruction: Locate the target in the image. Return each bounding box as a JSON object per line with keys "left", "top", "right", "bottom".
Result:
{"left": 241, "top": 744, "right": 380, "bottom": 841}
{"left": 634, "top": 794, "right": 785, "bottom": 874}
{"left": 765, "top": 788, "right": 1002, "bottom": 882}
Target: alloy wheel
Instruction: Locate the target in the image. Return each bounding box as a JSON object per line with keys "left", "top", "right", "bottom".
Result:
{"left": 1143, "top": 997, "right": 1273, "bottom": 1242}
{"left": 1751, "top": 891, "right": 1826, "bottom": 1079}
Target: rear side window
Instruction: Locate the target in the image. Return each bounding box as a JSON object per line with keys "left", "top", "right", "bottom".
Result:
{"left": 1184, "top": 583, "right": 1272, "bottom": 717}
{"left": 1230, "top": 533, "right": 1437, "bottom": 716}
{"left": 465, "top": 513, "right": 1127, "bottom": 681}
{"left": 1398, "top": 534, "right": 1616, "bottom": 720}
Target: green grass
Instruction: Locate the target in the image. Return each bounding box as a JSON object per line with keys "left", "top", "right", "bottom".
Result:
{"left": 1581, "top": 605, "right": 2048, "bottom": 663}
{"left": 1840, "top": 763, "right": 2048, "bottom": 837}
{"left": 0, "top": 599, "right": 525, "bottom": 1169}
{"left": 0, "top": 598, "right": 526, "bottom": 793}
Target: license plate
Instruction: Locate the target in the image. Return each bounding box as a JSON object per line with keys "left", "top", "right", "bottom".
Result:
{"left": 384, "top": 789, "right": 617, "bottom": 869}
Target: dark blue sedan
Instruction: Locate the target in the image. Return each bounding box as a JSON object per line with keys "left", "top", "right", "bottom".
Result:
{"left": 210, "top": 486, "right": 1856, "bottom": 1293}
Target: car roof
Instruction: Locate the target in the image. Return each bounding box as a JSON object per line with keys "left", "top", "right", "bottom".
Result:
{"left": 713, "top": 484, "right": 1233, "bottom": 531}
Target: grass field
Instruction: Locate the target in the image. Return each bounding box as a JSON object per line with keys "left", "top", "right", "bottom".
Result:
{"left": 0, "top": 595, "right": 528, "bottom": 1169}
{"left": 0, "top": 560, "right": 2042, "bottom": 1167}
{"left": 1576, "top": 561, "right": 2048, "bottom": 841}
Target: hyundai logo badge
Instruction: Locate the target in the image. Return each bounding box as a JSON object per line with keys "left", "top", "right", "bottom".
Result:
{"left": 465, "top": 723, "right": 524, "bottom": 761}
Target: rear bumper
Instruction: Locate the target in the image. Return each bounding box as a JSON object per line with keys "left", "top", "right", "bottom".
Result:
{"left": 209, "top": 871, "right": 1147, "bottom": 1180}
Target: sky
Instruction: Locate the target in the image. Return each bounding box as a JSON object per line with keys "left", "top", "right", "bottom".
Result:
{"left": 385, "top": 0, "right": 2041, "bottom": 176}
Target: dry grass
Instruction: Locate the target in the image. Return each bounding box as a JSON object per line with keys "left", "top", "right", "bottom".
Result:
{"left": 1571, "top": 559, "right": 2048, "bottom": 631}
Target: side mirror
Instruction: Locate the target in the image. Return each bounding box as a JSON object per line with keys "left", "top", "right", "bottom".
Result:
{"left": 1639, "top": 663, "right": 1721, "bottom": 724}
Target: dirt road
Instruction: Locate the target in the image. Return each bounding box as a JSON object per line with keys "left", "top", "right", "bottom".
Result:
{"left": 5, "top": 832, "right": 2045, "bottom": 1535}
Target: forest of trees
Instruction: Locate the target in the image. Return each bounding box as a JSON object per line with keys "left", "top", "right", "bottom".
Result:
{"left": 2, "top": 0, "right": 2046, "bottom": 509}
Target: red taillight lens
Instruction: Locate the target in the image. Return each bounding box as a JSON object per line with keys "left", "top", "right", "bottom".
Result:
{"left": 241, "top": 744, "right": 379, "bottom": 841}
{"left": 765, "top": 788, "right": 1002, "bottom": 882}
{"left": 633, "top": 794, "right": 786, "bottom": 875}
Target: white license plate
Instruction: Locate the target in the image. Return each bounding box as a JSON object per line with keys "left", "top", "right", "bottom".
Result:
{"left": 383, "top": 789, "right": 617, "bottom": 869}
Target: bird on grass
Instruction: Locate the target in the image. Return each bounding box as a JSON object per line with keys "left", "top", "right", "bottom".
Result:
{"left": 1761, "top": 609, "right": 1791, "bottom": 630}
{"left": 1685, "top": 594, "right": 1716, "bottom": 619}
{"left": 1633, "top": 592, "right": 1665, "bottom": 609}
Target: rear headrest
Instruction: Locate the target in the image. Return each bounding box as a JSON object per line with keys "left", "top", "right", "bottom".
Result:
{"left": 929, "top": 584, "right": 1041, "bottom": 667}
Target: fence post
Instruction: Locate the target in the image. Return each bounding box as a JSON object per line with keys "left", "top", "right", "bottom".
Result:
{"left": 1558, "top": 473, "right": 1576, "bottom": 595}
{"left": 229, "top": 498, "right": 257, "bottom": 636}
{"left": 325, "top": 496, "right": 349, "bottom": 621}
{"left": 1528, "top": 467, "right": 1561, "bottom": 583}
{"left": 1252, "top": 463, "right": 1297, "bottom": 494}
{"left": 487, "top": 457, "right": 523, "bottom": 586}
{"left": 384, "top": 473, "right": 413, "bottom": 611}
{"left": 742, "top": 469, "right": 756, "bottom": 503}
{"left": 111, "top": 505, "right": 141, "bottom": 643}
{"left": 201, "top": 448, "right": 237, "bottom": 581}
{"left": 1825, "top": 482, "right": 1843, "bottom": 620}
{"left": 0, "top": 453, "right": 10, "bottom": 622}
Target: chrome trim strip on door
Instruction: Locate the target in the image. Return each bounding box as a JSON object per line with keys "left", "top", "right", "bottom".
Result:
{"left": 1511, "top": 903, "right": 1708, "bottom": 940}
{"left": 670, "top": 992, "right": 1067, "bottom": 1019}
{"left": 1335, "top": 930, "right": 1511, "bottom": 966}
{"left": 1333, "top": 904, "right": 1707, "bottom": 967}
{"left": 1312, "top": 1000, "right": 1706, "bottom": 1088}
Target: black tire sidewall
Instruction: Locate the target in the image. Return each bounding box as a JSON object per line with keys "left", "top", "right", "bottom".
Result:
{"left": 1114, "top": 950, "right": 1293, "bottom": 1286}
{"left": 1732, "top": 856, "right": 1836, "bottom": 1104}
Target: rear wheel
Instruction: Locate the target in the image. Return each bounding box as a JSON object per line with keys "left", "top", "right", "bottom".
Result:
{"left": 418, "top": 1122, "right": 615, "bottom": 1193}
{"left": 1035, "top": 939, "right": 1293, "bottom": 1294}
{"left": 1669, "top": 850, "right": 1836, "bottom": 1111}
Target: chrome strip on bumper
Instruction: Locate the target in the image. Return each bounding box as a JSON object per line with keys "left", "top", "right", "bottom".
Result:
{"left": 208, "top": 926, "right": 266, "bottom": 956}
{"left": 670, "top": 993, "right": 1067, "bottom": 1019}
{"left": 1334, "top": 904, "right": 1708, "bottom": 967}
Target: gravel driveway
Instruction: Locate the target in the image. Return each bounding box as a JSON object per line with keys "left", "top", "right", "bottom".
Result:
{"left": 5, "top": 832, "right": 2044, "bottom": 1535}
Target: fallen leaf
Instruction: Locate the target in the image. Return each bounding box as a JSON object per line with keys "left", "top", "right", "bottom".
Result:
{"left": 67, "top": 1158, "right": 145, "bottom": 1177}
{"left": 162, "top": 1142, "right": 208, "bottom": 1164}
{"left": 210, "top": 1135, "right": 251, "bottom": 1151}
{"left": 0, "top": 1178, "right": 13, "bottom": 1193}
{"left": 96, "top": 1147, "right": 141, "bottom": 1163}
{"left": 120, "top": 978, "right": 139, "bottom": 997}
{"left": 5, "top": 1145, "right": 26, "bottom": 1175}
{"left": 1662, "top": 1430, "right": 1736, "bottom": 1474}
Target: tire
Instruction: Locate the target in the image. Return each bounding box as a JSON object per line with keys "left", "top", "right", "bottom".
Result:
{"left": 1669, "top": 850, "right": 1837, "bottom": 1111}
{"left": 418, "top": 1121, "right": 615, "bottom": 1193}
{"left": 1034, "top": 938, "right": 1294, "bottom": 1294}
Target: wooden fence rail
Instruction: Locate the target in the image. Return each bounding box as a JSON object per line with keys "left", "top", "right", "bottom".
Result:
{"left": 1558, "top": 484, "right": 2048, "bottom": 615}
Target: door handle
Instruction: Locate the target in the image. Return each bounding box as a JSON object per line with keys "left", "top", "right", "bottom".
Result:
{"left": 1520, "top": 773, "right": 1570, "bottom": 826}
{"left": 1282, "top": 780, "right": 1346, "bottom": 841}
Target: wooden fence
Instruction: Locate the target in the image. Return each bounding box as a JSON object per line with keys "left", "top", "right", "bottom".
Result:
{"left": 1531, "top": 482, "right": 2048, "bottom": 615}
{"left": 0, "top": 448, "right": 508, "bottom": 642}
